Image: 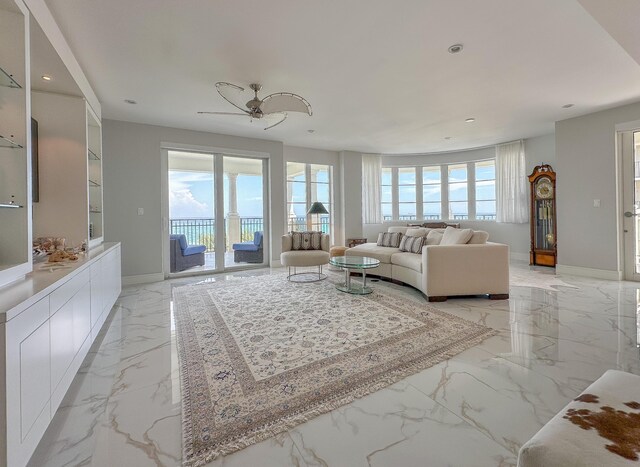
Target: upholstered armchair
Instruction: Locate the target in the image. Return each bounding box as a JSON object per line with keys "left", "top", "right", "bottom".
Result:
{"left": 280, "top": 232, "right": 330, "bottom": 281}
{"left": 170, "top": 234, "right": 206, "bottom": 272}
{"left": 232, "top": 231, "right": 264, "bottom": 263}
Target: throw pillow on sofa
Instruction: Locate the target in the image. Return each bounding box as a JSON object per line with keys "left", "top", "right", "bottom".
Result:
{"left": 291, "top": 231, "right": 323, "bottom": 250}
{"left": 468, "top": 230, "right": 489, "bottom": 244}
{"left": 426, "top": 230, "right": 443, "bottom": 245}
{"left": 440, "top": 226, "right": 474, "bottom": 245}
{"left": 399, "top": 235, "right": 425, "bottom": 254}
{"left": 377, "top": 232, "right": 403, "bottom": 248}
{"left": 405, "top": 227, "right": 430, "bottom": 237}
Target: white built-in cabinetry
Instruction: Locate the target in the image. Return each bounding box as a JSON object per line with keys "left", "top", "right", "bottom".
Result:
{"left": 0, "top": 0, "right": 32, "bottom": 288}
{"left": 0, "top": 3, "right": 121, "bottom": 464}
{"left": 31, "top": 93, "right": 104, "bottom": 249}
{"left": 1, "top": 242, "right": 121, "bottom": 467}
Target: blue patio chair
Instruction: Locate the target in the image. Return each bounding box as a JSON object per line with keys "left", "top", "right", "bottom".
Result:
{"left": 232, "top": 231, "right": 264, "bottom": 263}
{"left": 169, "top": 234, "right": 206, "bottom": 272}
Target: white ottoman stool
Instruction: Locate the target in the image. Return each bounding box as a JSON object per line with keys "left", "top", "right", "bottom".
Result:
{"left": 518, "top": 369, "right": 640, "bottom": 466}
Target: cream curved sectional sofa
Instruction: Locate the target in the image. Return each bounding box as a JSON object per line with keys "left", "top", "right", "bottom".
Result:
{"left": 345, "top": 226, "right": 509, "bottom": 301}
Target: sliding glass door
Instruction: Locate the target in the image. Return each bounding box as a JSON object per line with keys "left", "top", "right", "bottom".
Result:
{"left": 168, "top": 150, "right": 217, "bottom": 274}
{"left": 223, "top": 156, "right": 266, "bottom": 269}
{"left": 166, "top": 150, "right": 268, "bottom": 276}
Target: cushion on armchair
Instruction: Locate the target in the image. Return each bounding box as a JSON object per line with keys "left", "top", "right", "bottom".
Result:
{"left": 232, "top": 231, "right": 264, "bottom": 252}
{"left": 170, "top": 234, "right": 188, "bottom": 250}
{"left": 170, "top": 234, "right": 206, "bottom": 256}
{"left": 183, "top": 244, "right": 206, "bottom": 256}
{"left": 290, "top": 231, "right": 323, "bottom": 250}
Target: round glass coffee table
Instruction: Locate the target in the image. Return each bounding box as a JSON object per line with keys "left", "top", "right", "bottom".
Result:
{"left": 329, "top": 255, "right": 380, "bottom": 295}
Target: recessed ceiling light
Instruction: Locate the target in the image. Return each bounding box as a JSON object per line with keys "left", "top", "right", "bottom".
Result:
{"left": 465, "top": 117, "right": 475, "bottom": 123}
{"left": 307, "top": 129, "right": 315, "bottom": 133}
{"left": 444, "top": 136, "right": 452, "bottom": 140}
{"left": 124, "top": 99, "right": 137, "bottom": 105}
{"left": 41, "top": 75, "right": 51, "bottom": 81}
{"left": 562, "top": 103, "right": 574, "bottom": 108}
{"left": 448, "top": 44, "right": 464, "bottom": 54}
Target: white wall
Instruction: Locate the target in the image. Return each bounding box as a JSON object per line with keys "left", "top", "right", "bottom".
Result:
{"left": 556, "top": 100, "right": 640, "bottom": 274}
{"left": 340, "top": 151, "right": 363, "bottom": 241}
{"left": 32, "top": 92, "right": 88, "bottom": 247}
{"left": 102, "top": 119, "right": 285, "bottom": 279}
{"left": 102, "top": 122, "right": 347, "bottom": 279}
{"left": 283, "top": 146, "right": 343, "bottom": 246}
{"left": 361, "top": 134, "right": 556, "bottom": 258}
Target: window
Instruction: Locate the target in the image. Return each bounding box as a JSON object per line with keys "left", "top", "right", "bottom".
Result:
{"left": 286, "top": 162, "right": 333, "bottom": 237}
{"left": 381, "top": 167, "right": 392, "bottom": 221}
{"left": 475, "top": 160, "right": 496, "bottom": 220}
{"left": 398, "top": 167, "right": 417, "bottom": 220}
{"left": 381, "top": 159, "right": 496, "bottom": 222}
{"left": 448, "top": 164, "right": 468, "bottom": 220}
{"left": 422, "top": 167, "right": 441, "bottom": 220}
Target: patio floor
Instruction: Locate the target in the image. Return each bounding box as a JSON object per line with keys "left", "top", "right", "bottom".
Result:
{"left": 173, "top": 251, "right": 264, "bottom": 275}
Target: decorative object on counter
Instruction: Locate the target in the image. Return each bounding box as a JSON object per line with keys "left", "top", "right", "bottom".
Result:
{"left": 529, "top": 164, "right": 557, "bottom": 267}
{"left": 33, "top": 237, "right": 66, "bottom": 253}
{"left": 347, "top": 237, "right": 367, "bottom": 248}
{"left": 81, "top": 239, "right": 88, "bottom": 252}
{"left": 47, "top": 250, "right": 78, "bottom": 263}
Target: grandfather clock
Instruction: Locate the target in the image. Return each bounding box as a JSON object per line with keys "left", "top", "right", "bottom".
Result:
{"left": 529, "top": 164, "right": 557, "bottom": 267}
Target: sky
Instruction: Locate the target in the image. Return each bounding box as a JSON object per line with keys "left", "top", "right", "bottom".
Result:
{"left": 169, "top": 171, "right": 264, "bottom": 219}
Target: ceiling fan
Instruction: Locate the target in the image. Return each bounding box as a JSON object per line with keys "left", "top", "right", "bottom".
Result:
{"left": 198, "top": 82, "right": 312, "bottom": 130}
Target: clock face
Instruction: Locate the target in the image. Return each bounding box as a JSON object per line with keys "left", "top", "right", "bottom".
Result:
{"left": 535, "top": 178, "right": 553, "bottom": 199}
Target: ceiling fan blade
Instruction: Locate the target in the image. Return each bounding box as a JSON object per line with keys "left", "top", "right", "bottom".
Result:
{"left": 215, "top": 82, "right": 248, "bottom": 112}
{"left": 263, "top": 112, "right": 287, "bottom": 130}
{"left": 260, "top": 92, "right": 312, "bottom": 116}
{"left": 197, "top": 111, "right": 249, "bottom": 116}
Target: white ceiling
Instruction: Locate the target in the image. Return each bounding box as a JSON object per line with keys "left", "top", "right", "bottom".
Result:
{"left": 44, "top": 0, "right": 640, "bottom": 154}
{"left": 30, "top": 16, "right": 81, "bottom": 97}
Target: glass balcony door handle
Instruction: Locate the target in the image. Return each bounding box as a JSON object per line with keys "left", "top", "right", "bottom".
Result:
{"left": 624, "top": 211, "right": 637, "bottom": 217}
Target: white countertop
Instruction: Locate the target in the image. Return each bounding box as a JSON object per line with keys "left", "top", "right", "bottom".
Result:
{"left": 0, "top": 242, "right": 120, "bottom": 323}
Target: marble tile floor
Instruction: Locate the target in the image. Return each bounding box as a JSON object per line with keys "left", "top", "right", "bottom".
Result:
{"left": 28, "top": 263, "right": 640, "bottom": 467}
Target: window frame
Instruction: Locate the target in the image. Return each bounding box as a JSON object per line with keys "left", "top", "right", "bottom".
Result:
{"left": 381, "top": 158, "right": 496, "bottom": 222}
{"left": 286, "top": 162, "right": 334, "bottom": 239}
{"left": 474, "top": 160, "right": 497, "bottom": 221}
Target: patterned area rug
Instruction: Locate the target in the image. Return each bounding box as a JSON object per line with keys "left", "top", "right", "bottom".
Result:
{"left": 173, "top": 272, "right": 497, "bottom": 466}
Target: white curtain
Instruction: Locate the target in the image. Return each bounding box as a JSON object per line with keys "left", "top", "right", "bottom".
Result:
{"left": 496, "top": 140, "right": 528, "bottom": 223}
{"left": 362, "top": 154, "right": 382, "bottom": 224}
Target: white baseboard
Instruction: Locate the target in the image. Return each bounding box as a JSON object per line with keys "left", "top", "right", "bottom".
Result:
{"left": 270, "top": 259, "right": 282, "bottom": 268}
{"left": 510, "top": 252, "right": 529, "bottom": 262}
{"left": 556, "top": 264, "right": 622, "bottom": 281}
{"left": 122, "top": 272, "right": 165, "bottom": 286}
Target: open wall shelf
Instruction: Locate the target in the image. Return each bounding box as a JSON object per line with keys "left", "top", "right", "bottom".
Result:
{"left": 87, "top": 109, "right": 103, "bottom": 244}
{"left": 0, "top": 134, "right": 23, "bottom": 149}
{"left": 0, "top": 65, "right": 21, "bottom": 89}
{"left": 0, "top": 0, "right": 30, "bottom": 289}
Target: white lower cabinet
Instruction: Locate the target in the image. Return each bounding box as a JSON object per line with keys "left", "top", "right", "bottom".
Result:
{"left": 5, "top": 296, "right": 51, "bottom": 467}
{"left": 2, "top": 243, "right": 121, "bottom": 467}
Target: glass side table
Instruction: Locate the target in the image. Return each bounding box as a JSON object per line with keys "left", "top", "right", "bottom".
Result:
{"left": 329, "top": 255, "right": 380, "bottom": 295}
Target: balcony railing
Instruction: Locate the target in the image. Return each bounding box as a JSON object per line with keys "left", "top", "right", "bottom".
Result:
{"left": 382, "top": 213, "right": 496, "bottom": 221}
{"left": 170, "top": 216, "right": 332, "bottom": 252}
{"left": 170, "top": 218, "right": 219, "bottom": 252}
{"left": 239, "top": 217, "right": 263, "bottom": 242}
{"left": 287, "top": 215, "right": 330, "bottom": 234}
